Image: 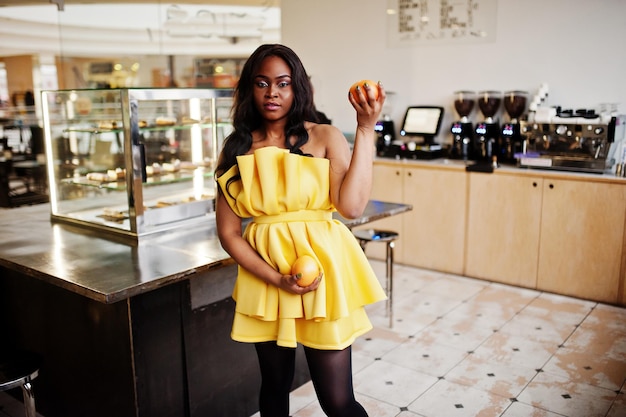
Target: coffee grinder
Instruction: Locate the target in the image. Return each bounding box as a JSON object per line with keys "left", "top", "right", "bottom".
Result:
{"left": 375, "top": 115, "right": 397, "bottom": 157}
{"left": 499, "top": 90, "right": 528, "bottom": 164}
{"left": 375, "top": 92, "right": 399, "bottom": 157}
{"left": 474, "top": 90, "right": 502, "bottom": 162}
{"left": 450, "top": 90, "right": 476, "bottom": 160}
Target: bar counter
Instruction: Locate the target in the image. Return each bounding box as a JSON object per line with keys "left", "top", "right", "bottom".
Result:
{"left": 0, "top": 200, "right": 411, "bottom": 417}
{"left": 0, "top": 201, "right": 410, "bottom": 303}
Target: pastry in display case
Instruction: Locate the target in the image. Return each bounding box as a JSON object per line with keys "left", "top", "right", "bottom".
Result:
{"left": 41, "top": 88, "right": 233, "bottom": 239}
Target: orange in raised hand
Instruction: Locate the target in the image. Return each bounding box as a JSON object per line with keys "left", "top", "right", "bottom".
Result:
{"left": 349, "top": 79, "right": 380, "bottom": 101}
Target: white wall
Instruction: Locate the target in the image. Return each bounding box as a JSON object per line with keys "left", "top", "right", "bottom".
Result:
{"left": 281, "top": 0, "right": 626, "bottom": 143}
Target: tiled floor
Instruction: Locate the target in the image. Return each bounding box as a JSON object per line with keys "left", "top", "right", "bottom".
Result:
{"left": 2, "top": 261, "right": 625, "bottom": 417}
{"left": 257, "top": 260, "right": 626, "bottom": 417}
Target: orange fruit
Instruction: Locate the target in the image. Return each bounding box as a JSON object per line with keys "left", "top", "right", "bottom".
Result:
{"left": 350, "top": 79, "right": 380, "bottom": 101}
{"left": 291, "top": 255, "right": 320, "bottom": 287}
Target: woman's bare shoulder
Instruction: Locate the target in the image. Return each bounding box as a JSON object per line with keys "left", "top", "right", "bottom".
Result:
{"left": 306, "top": 122, "right": 344, "bottom": 142}
{"left": 304, "top": 122, "right": 350, "bottom": 159}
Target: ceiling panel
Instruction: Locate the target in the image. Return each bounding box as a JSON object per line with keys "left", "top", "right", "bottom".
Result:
{"left": 0, "top": 1, "right": 280, "bottom": 57}
{"left": 0, "top": 0, "right": 278, "bottom": 6}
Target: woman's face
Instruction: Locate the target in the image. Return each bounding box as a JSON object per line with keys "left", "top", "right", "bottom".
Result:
{"left": 253, "top": 55, "right": 294, "bottom": 122}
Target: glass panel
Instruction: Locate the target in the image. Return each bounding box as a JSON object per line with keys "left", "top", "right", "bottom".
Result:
{"left": 42, "top": 87, "right": 233, "bottom": 239}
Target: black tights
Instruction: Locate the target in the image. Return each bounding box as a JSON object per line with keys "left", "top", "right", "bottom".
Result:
{"left": 254, "top": 342, "right": 368, "bottom": 417}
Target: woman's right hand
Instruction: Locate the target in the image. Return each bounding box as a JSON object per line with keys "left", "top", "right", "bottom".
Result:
{"left": 279, "top": 272, "right": 322, "bottom": 294}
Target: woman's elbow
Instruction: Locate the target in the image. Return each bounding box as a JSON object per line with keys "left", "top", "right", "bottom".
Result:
{"left": 337, "top": 204, "right": 366, "bottom": 220}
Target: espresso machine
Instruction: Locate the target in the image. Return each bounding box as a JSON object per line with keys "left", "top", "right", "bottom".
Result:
{"left": 519, "top": 112, "right": 616, "bottom": 174}
{"left": 499, "top": 90, "right": 528, "bottom": 164}
{"left": 474, "top": 91, "right": 502, "bottom": 161}
{"left": 449, "top": 90, "right": 476, "bottom": 160}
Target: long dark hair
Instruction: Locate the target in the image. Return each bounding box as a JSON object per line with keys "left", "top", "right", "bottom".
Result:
{"left": 215, "top": 44, "right": 317, "bottom": 185}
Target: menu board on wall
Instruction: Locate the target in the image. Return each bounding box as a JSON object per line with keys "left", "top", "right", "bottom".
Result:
{"left": 387, "top": 0, "right": 497, "bottom": 46}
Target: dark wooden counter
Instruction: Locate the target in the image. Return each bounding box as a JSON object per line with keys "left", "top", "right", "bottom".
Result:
{"left": 0, "top": 200, "right": 411, "bottom": 417}
{"left": 0, "top": 201, "right": 410, "bottom": 304}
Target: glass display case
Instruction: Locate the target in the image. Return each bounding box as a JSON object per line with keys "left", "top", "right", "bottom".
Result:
{"left": 41, "top": 88, "right": 233, "bottom": 239}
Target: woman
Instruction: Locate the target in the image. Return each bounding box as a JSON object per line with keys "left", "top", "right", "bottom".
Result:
{"left": 215, "top": 44, "right": 386, "bottom": 417}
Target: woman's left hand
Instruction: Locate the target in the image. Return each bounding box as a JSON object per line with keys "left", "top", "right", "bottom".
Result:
{"left": 348, "top": 81, "right": 386, "bottom": 131}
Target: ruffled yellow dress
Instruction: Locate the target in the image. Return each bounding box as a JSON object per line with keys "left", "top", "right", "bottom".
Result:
{"left": 216, "top": 146, "right": 386, "bottom": 350}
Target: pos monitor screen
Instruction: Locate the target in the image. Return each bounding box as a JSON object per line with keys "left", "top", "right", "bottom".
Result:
{"left": 400, "top": 106, "right": 444, "bottom": 143}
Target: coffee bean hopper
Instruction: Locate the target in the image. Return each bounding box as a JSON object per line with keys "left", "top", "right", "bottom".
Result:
{"left": 499, "top": 91, "right": 528, "bottom": 164}
{"left": 474, "top": 91, "right": 502, "bottom": 162}
{"left": 450, "top": 90, "right": 476, "bottom": 160}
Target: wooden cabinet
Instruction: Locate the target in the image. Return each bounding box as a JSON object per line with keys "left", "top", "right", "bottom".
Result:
{"left": 403, "top": 165, "right": 467, "bottom": 274}
{"left": 363, "top": 159, "right": 626, "bottom": 305}
{"left": 537, "top": 178, "right": 626, "bottom": 303}
{"left": 357, "top": 162, "right": 467, "bottom": 274}
{"left": 465, "top": 173, "right": 543, "bottom": 288}
{"left": 617, "top": 227, "right": 626, "bottom": 306}
{"left": 466, "top": 172, "right": 626, "bottom": 303}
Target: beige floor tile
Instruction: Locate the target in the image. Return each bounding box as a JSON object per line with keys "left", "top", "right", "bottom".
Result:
{"left": 444, "top": 354, "right": 539, "bottom": 399}
{"left": 419, "top": 274, "right": 488, "bottom": 301}
{"left": 364, "top": 301, "right": 396, "bottom": 330}
{"left": 472, "top": 331, "right": 559, "bottom": 370}
{"left": 289, "top": 382, "right": 318, "bottom": 417}
{"left": 394, "top": 264, "right": 447, "bottom": 284}
{"left": 383, "top": 298, "right": 442, "bottom": 336}
{"left": 411, "top": 315, "right": 495, "bottom": 352}
{"left": 352, "top": 350, "right": 377, "bottom": 374}
{"left": 396, "top": 290, "right": 465, "bottom": 319}
{"left": 516, "top": 371, "right": 617, "bottom": 417}
{"left": 290, "top": 390, "right": 404, "bottom": 417}
{"left": 520, "top": 292, "right": 595, "bottom": 326}
{"left": 585, "top": 303, "right": 626, "bottom": 328}
{"left": 249, "top": 381, "right": 319, "bottom": 417}
{"left": 382, "top": 338, "right": 470, "bottom": 377}
{"left": 353, "top": 325, "right": 408, "bottom": 359}
{"left": 497, "top": 312, "right": 577, "bottom": 345}
{"left": 499, "top": 401, "right": 565, "bottom": 416}
{"left": 371, "top": 261, "right": 441, "bottom": 300}
{"left": 564, "top": 324, "right": 626, "bottom": 360}
{"left": 606, "top": 388, "right": 626, "bottom": 417}
{"left": 290, "top": 400, "right": 326, "bottom": 417}
{"left": 408, "top": 379, "right": 511, "bottom": 417}
{"left": 607, "top": 403, "right": 626, "bottom": 417}
{"left": 443, "top": 282, "right": 542, "bottom": 333}
{"left": 355, "top": 393, "right": 407, "bottom": 417}
{"left": 471, "top": 282, "right": 540, "bottom": 310}
{"left": 443, "top": 300, "right": 515, "bottom": 332}
{"left": 353, "top": 359, "right": 438, "bottom": 408}
{"left": 542, "top": 345, "right": 626, "bottom": 391}
{"left": 387, "top": 314, "right": 440, "bottom": 336}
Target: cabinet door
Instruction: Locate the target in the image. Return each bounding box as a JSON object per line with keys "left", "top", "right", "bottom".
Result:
{"left": 465, "top": 173, "right": 543, "bottom": 287}
{"left": 537, "top": 179, "right": 626, "bottom": 303}
{"left": 403, "top": 167, "right": 467, "bottom": 274}
{"left": 355, "top": 164, "right": 404, "bottom": 262}
{"left": 617, "top": 223, "right": 626, "bottom": 307}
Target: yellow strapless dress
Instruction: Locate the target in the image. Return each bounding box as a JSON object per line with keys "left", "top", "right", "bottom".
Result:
{"left": 216, "top": 146, "right": 386, "bottom": 350}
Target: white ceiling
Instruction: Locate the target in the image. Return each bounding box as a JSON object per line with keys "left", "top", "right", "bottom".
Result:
{"left": 0, "top": 0, "right": 276, "bottom": 7}
{"left": 0, "top": 1, "right": 281, "bottom": 58}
